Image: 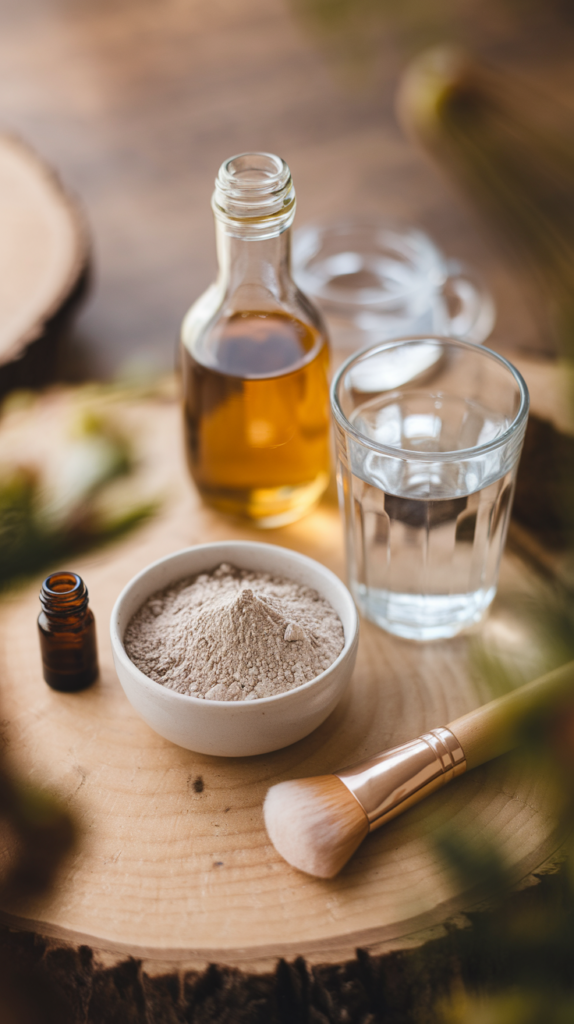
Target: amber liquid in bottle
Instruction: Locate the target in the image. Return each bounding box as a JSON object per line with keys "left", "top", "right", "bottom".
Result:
{"left": 182, "top": 310, "right": 330, "bottom": 526}
{"left": 38, "top": 572, "right": 99, "bottom": 692}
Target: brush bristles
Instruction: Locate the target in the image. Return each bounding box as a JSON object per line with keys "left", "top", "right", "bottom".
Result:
{"left": 263, "top": 775, "right": 369, "bottom": 879}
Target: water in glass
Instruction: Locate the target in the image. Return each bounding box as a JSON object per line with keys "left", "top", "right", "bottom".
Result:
{"left": 339, "top": 389, "right": 517, "bottom": 640}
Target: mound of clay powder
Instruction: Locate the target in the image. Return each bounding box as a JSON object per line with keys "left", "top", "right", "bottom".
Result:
{"left": 124, "top": 562, "right": 345, "bottom": 701}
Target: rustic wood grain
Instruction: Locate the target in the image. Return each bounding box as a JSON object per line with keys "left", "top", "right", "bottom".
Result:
{"left": 0, "top": 379, "right": 565, "bottom": 972}
{"left": 0, "top": 135, "right": 88, "bottom": 393}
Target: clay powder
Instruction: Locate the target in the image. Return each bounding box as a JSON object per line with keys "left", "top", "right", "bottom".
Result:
{"left": 124, "top": 562, "right": 345, "bottom": 701}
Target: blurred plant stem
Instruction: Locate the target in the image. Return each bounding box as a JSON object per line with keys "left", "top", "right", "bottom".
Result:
{"left": 397, "top": 50, "right": 574, "bottom": 361}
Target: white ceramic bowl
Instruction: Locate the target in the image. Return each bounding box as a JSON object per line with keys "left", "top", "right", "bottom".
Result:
{"left": 110, "top": 541, "right": 359, "bottom": 757}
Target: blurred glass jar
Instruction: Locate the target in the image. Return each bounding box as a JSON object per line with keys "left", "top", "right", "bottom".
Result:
{"left": 293, "top": 219, "right": 495, "bottom": 352}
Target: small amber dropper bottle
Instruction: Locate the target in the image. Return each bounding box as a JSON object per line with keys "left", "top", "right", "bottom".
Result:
{"left": 38, "top": 572, "right": 99, "bottom": 692}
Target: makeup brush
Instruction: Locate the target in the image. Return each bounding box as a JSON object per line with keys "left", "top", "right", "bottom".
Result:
{"left": 264, "top": 660, "right": 574, "bottom": 879}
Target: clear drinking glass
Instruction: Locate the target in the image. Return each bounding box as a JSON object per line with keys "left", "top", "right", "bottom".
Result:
{"left": 331, "top": 337, "right": 529, "bottom": 640}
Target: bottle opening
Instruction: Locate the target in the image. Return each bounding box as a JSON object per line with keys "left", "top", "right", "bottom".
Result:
{"left": 40, "top": 571, "right": 89, "bottom": 615}
{"left": 220, "top": 153, "right": 289, "bottom": 193}
{"left": 45, "top": 572, "right": 82, "bottom": 596}
{"left": 213, "top": 152, "right": 296, "bottom": 237}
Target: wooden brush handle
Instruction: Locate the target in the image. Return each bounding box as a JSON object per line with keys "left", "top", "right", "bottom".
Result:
{"left": 447, "top": 660, "right": 574, "bottom": 771}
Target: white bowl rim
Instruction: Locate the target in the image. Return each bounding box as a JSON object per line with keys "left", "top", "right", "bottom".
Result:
{"left": 110, "top": 541, "right": 359, "bottom": 710}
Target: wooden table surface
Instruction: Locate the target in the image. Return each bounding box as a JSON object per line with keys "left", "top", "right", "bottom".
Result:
{"left": 0, "top": 377, "right": 567, "bottom": 973}
{"left": 1, "top": 0, "right": 572, "bottom": 379}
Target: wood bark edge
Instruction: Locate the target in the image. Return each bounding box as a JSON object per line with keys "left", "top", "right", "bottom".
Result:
{"left": 0, "top": 133, "right": 90, "bottom": 393}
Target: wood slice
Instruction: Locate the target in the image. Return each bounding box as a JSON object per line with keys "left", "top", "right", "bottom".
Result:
{"left": 0, "top": 135, "right": 89, "bottom": 395}
{"left": 0, "top": 384, "right": 565, "bottom": 974}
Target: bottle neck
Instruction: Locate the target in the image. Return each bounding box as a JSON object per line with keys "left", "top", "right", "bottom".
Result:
{"left": 40, "top": 572, "right": 89, "bottom": 622}
{"left": 215, "top": 221, "right": 293, "bottom": 307}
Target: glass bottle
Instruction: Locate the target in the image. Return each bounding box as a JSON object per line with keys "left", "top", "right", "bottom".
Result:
{"left": 181, "top": 152, "right": 331, "bottom": 527}
{"left": 37, "top": 572, "right": 99, "bottom": 692}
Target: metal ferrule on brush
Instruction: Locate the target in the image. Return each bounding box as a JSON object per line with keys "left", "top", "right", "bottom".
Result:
{"left": 335, "top": 727, "right": 467, "bottom": 831}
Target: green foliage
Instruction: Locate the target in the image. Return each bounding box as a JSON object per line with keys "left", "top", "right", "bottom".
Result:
{"left": 397, "top": 48, "right": 574, "bottom": 558}
{"left": 433, "top": 694, "right": 574, "bottom": 1022}
{"left": 397, "top": 50, "right": 574, "bottom": 361}
{"left": 442, "top": 988, "right": 574, "bottom": 1024}
{"left": 434, "top": 827, "right": 511, "bottom": 896}
{"left": 0, "top": 776, "right": 76, "bottom": 900}
{"left": 0, "top": 399, "right": 157, "bottom": 589}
